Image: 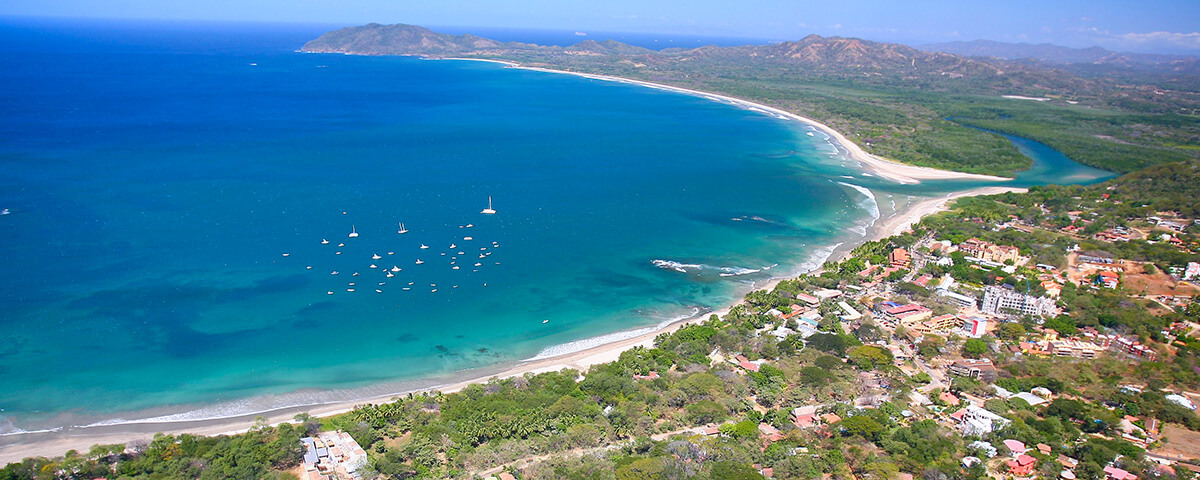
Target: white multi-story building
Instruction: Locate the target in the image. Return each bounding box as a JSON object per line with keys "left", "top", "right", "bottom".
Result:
{"left": 980, "top": 285, "right": 1057, "bottom": 317}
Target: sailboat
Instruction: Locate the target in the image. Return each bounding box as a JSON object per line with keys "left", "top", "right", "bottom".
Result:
{"left": 348, "top": 225, "right": 359, "bottom": 238}
{"left": 481, "top": 196, "right": 496, "bottom": 215}
{"left": 397, "top": 222, "right": 409, "bottom": 234}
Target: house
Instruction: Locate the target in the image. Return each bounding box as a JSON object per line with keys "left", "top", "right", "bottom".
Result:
{"left": 1003, "top": 439, "right": 1028, "bottom": 456}
{"left": 1006, "top": 454, "right": 1037, "bottom": 476}
{"left": 950, "top": 405, "right": 1010, "bottom": 436}
{"left": 758, "top": 423, "right": 785, "bottom": 443}
{"left": 498, "top": 473, "right": 518, "bottom": 480}
{"left": 1104, "top": 466, "right": 1137, "bottom": 480}
{"left": 791, "top": 405, "right": 820, "bottom": 428}
{"left": 821, "top": 413, "right": 842, "bottom": 425}
{"left": 939, "top": 391, "right": 961, "bottom": 406}
{"left": 1042, "top": 281, "right": 1063, "bottom": 298}
{"left": 1037, "top": 443, "right": 1052, "bottom": 455}
{"left": 1097, "top": 271, "right": 1120, "bottom": 289}
{"left": 633, "top": 371, "right": 659, "bottom": 380}
{"left": 734, "top": 355, "right": 761, "bottom": 373}
{"left": 890, "top": 248, "right": 911, "bottom": 267}
{"left": 948, "top": 358, "right": 1000, "bottom": 382}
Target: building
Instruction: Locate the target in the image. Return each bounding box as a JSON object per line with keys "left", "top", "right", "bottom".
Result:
{"left": 948, "top": 358, "right": 1000, "bottom": 382}
{"left": 962, "top": 316, "right": 989, "bottom": 338}
{"left": 837, "top": 301, "right": 862, "bottom": 320}
{"left": 795, "top": 293, "right": 820, "bottom": 306}
{"left": 890, "top": 248, "right": 911, "bottom": 268}
{"left": 907, "top": 314, "right": 962, "bottom": 334}
{"left": 301, "top": 431, "right": 369, "bottom": 480}
{"left": 959, "top": 238, "right": 1021, "bottom": 264}
{"left": 1097, "top": 271, "right": 1120, "bottom": 289}
{"left": 950, "top": 405, "right": 1010, "bottom": 436}
{"left": 980, "top": 285, "right": 1057, "bottom": 317}
{"left": 884, "top": 304, "right": 933, "bottom": 325}
{"left": 1006, "top": 455, "right": 1037, "bottom": 476}
{"left": 1046, "top": 339, "right": 1104, "bottom": 359}
{"left": 1041, "top": 281, "right": 1062, "bottom": 298}
{"left": 937, "top": 289, "right": 977, "bottom": 309}
{"left": 1185, "top": 262, "right": 1200, "bottom": 281}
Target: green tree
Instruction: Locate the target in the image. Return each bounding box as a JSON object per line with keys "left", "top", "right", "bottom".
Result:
{"left": 962, "top": 338, "right": 988, "bottom": 358}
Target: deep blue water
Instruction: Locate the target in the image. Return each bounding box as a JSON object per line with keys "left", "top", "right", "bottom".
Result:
{"left": 0, "top": 18, "right": 1112, "bottom": 434}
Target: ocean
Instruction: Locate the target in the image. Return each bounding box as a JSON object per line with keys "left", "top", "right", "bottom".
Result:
{"left": 0, "top": 17, "right": 1112, "bottom": 434}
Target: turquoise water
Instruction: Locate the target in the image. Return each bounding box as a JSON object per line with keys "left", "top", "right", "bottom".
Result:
{"left": 0, "top": 19, "right": 1112, "bottom": 434}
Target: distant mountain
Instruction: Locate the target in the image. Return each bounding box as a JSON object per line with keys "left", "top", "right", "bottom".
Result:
{"left": 303, "top": 25, "right": 1090, "bottom": 93}
{"left": 920, "top": 40, "right": 1200, "bottom": 76}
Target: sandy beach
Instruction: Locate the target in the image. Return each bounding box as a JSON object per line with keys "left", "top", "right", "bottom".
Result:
{"left": 0, "top": 61, "right": 1022, "bottom": 464}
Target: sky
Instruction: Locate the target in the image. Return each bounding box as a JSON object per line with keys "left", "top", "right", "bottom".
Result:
{"left": 2, "top": 0, "right": 1199, "bottom": 55}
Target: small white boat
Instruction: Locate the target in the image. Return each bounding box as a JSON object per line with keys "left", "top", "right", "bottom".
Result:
{"left": 372, "top": 254, "right": 382, "bottom": 260}
{"left": 452, "top": 266, "right": 460, "bottom": 270}
{"left": 335, "top": 251, "right": 342, "bottom": 255}
{"left": 386, "top": 272, "right": 395, "bottom": 278}
{"left": 474, "top": 263, "right": 483, "bottom": 267}
{"left": 542, "top": 319, "right": 549, "bottom": 324}
{"left": 369, "top": 264, "right": 377, "bottom": 269}
{"left": 352, "top": 272, "right": 359, "bottom": 276}
{"left": 0, "top": 208, "right": 9, "bottom": 215}
{"left": 481, "top": 196, "right": 496, "bottom": 215}
{"left": 327, "top": 291, "right": 334, "bottom": 295}
{"left": 349, "top": 282, "right": 355, "bottom": 286}
{"left": 403, "top": 287, "right": 411, "bottom": 291}
{"left": 281, "top": 253, "right": 290, "bottom": 257}
{"left": 397, "top": 222, "right": 409, "bottom": 234}
{"left": 449, "top": 244, "right": 456, "bottom": 249}
{"left": 465, "top": 223, "right": 474, "bottom": 228}
{"left": 463, "top": 236, "right": 473, "bottom": 241}
{"left": 338, "top": 243, "right": 345, "bottom": 247}
{"left": 415, "top": 259, "right": 424, "bottom": 265}
{"left": 321, "top": 239, "right": 329, "bottom": 244}
{"left": 331, "top": 271, "right": 339, "bottom": 275}
{"left": 376, "top": 289, "right": 383, "bottom": 293}
{"left": 306, "top": 266, "right": 312, "bottom": 269}
{"left": 390, "top": 266, "right": 400, "bottom": 272}
{"left": 348, "top": 225, "right": 359, "bottom": 238}
{"left": 420, "top": 244, "right": 429, "bottom": 249}
{"left": 387, "top": 252, "right": 394, "bottom": 255}
{"left": 347, "top": 288, "right": 355, "bottom": 292}
{"left": 431, "top": 289, "right": 438, "bottom": 293}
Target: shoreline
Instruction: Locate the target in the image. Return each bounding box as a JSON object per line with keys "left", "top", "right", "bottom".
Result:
{"left": 0, "top": 58, "right": 1022, "bottom": 464}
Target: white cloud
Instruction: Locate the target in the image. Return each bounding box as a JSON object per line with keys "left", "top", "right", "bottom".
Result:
{"left": 1115, "top": 31, "right": 1200, "bottom": 49}
{"left": 829, "top": 23, "right": 842, "bottom": 29}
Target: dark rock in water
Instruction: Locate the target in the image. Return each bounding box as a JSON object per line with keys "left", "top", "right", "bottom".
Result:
{"left": 396, "top": 333, "right": 418, "bottom": 344}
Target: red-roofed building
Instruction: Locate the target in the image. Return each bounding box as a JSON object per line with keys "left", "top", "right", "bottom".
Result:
{"left": 884, "top": 304, "right": 933, "bottom": 324}
{"left": 735, "top": 355, "right": 761, "bottom": 372}
{"left": 1104, "top": 466, "right": 1137, "bottom": 480}
{"left": 498, "top": 472, "right": 517, "bottom": 480}
{"left": 1006, "top": 454, "right": 1037, "bottom": 476}
{"left": 633, "top": 371, "right": 659, "bottom": 380}
{"left": 795, "top": 293, "right": 820, "bottom": 305}
{"left": 1003, "top": 439, "right": 1028, "bottom": 456}
{"left": 914, "top": 275, "right": 932, "bottom": 287}
{"left": 758, "top": 423, "right": 785, "bottom": 443}
{"left": 1097, "top": 271, "right": 1120, "bottom": 289}
{"left": 890, "top": 248, "right": 911, "bottom": 268}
